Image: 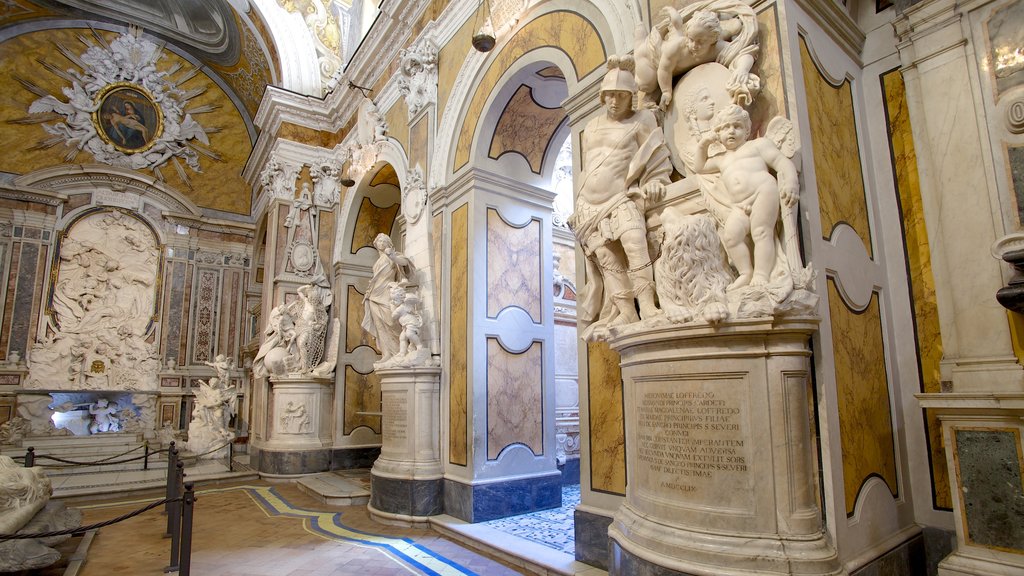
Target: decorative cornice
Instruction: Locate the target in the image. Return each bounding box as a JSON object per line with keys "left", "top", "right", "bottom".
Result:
{"left": 793, "top": 0, "right": 866, "bottom": 64}
{"left": 162, "top": 211, "right": 256, "bottom": 237}
{"left": 0, "top": 183, "right": 67, "bottom": 207}
{"left": 15, "top": 164, "right": 201, "bottom": 215}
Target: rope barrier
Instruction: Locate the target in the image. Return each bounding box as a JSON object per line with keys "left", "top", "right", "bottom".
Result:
{"left": 0, "top": 497, "right": 176, "bottom": 540}
{"left": 33, "top": 450, "right": 156, "bottom": 467}
{"left": 179, "top": 441, "right": 233, "bottom": 463}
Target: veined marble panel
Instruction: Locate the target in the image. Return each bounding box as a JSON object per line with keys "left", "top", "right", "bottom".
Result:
{"left": 179, "top": 262, "right": 194, "bottom": 365}
{"left": 350, "top": 197, "right": 400, "bottom": 255}
{"left": 370, "top": 164, "right": 400, "bottom": 187}
{"left": 411, "top": 117, "right": 428, "bottom": 176}
{"left": 452, "top": 11, "right": 606, "bottom": 172}
{"left": 160, "top": 260, "right": 186, "bottom": 365}
{"left": 450, "top": 205, "right": 469, "bottom": 466}
{"left": 486, "top": 338, "right": 543, "bottom": 459}
{"left": 800, "top": 37, "right": 872, "bottom": 258}
{"left": 486, "top": 208, "right": 541, "bottom": 322}
{"left": 385, "top": 98, "right": 410, "bottom": 154}
{"left": 1009, "top": 146, "right": 1024, "bottom": 226}
{"left": 191, "top": 268, "right": 220, "bottom": 364}
{"left": 346, "top": 285, "right": 375, "bottom": 354}
{"left": 10, "top": 241, "right": 42, "bottom": 358}
{"left": 432, "top": 213, "right": 442, "bottom": 326}
{"left": 750, "top": 5, "right": 787, "bottom": 125}
{"left": 218, "top": 269, "right": 242, "bottom": 362}
{"left": 0, "top": 241, "right": 18, "bottom": 356}
{"left": 0, "top": 241, "right": 7, "bottom": 358}
{"left": 882, "top": 68, "right": 950, "bottom": 510}
{"left": 587, "top": 341, "right": 625, "bottom": 495}
{"left": 488, "top": 84, "right": 566, "bottom": 174}
{"left": 827, "top": 280, "right": 898, "bottom": 515}
{"left": 952, "top": 427, "right": 1024, "bottom": 552}
{"left": 318, "top": 209, "right": 335, "bottom": 268}
{"left": 343, "top": 365, "right": 381, "bottom": 435}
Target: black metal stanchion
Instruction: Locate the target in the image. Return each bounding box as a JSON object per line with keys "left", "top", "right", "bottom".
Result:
{"left": 164, "top": 443, "right": 177, "bottom": 517}
{"left": 144, "top": 440, "right": 150, "bottom": 471}
{"left": 164, "top": 461, "right": 185, "bottom": 571}
{"left": 24, "top": 447, "right": 34, "bottom": 468}
{"left": 227, "top": 441, "right": 233, "bottom": 472}
{"left": 179, "top": 482, "right": 195, "bottom": 576}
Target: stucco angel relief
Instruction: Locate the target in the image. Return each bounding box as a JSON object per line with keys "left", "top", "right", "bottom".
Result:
{"left": 14, "top": 27, "right": 216, "bottom": 186}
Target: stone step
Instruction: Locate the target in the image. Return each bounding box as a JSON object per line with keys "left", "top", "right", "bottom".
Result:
{"left": 296, "top": 471, "right": 371, "bottom": 506}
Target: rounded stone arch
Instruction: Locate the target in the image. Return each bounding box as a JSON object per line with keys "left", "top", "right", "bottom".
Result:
{"left": 334, "top": 141, "right": 408, "bottom": 265}
{"left": 431, "top": 0, "right": 637, "bottom": 191}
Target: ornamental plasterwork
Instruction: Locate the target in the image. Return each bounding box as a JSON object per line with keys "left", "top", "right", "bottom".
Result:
{"left": 310, "top": 156, "right": 344, "bottom": 207}
{"left": 397, "top": 40, "right": 438, "bottom": 119}
{"left": 348, "top": 97, "right": 388, "bottom": 181}
{"left": 15, "top": 27, "right": 217, "bottom": 187}
{"left": 276, "top": 0, "right": 349, "bottom": 93}
{"left": 259, "top": 152, "right": 300, "bottom": 200}
{"left": 402, "top": 166, "right": 427, "bottom": 224}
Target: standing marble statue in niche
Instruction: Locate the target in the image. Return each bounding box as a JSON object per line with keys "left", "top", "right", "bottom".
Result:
{"left": 567, "top": 55, "right": 671, "bottom": 339}
{"left": 362, "top": 234, "right": 415, "bottom": 365}
{"left": 694, "top": 105, "right": 797, "bottom": 290}
{"left": 633, "top": 0, "right": 759, "bottom": 111}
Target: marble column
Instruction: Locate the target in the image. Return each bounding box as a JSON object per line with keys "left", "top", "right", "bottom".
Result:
{"left": 368, "top": 366, "right": 442, "bottom": 525}
{"left": 607, "top": 319, "right": 843, "bottom": 576}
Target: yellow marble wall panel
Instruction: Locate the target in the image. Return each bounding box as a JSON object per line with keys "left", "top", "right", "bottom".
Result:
{"left": 277, "top": 122, "right": 344, "bottom": 147}
{"left": 450, "top": 204, "right": 469, "bottom": 466}
{"left": 318, "top": 208, "right": 335, "bottom": 270}
{"left": 370, "top": 164, "right": 401, "bottom": 187}
{"left": 385, "top": 97, "right": 410, "bottom": 154}
{"left": 588, "top": 341, "right": 625, "bottom": 495}
{"left": 488, "top": 84, "right": 566, "bottom": 174}
{"left": 828, "top": 280, "right": 898, "bottom": 515}
{"left": 411, "top": 117, "right": 428, "bottom": 175}
{"left": 799, "top": 37, "right": 872, "bottom": 257}
{"left": 487, "top": 338, "right": 543, "bottom": 459}
{"left": 749, "top": 5, "right": 787, "bottom": 129}
{"left": 346, "top": 285, "right": 376, "bottom": 353}
{"left": 453, "top": 11, "right": 606, "bottom": 172}
{"left": 350, "top": 197, "right": 400, "bottom": 254}
{"left": 881, "top": 68, "right": 950, "bottom": 510}
{"left": 0, "top": 28, "right": 253, "bottom": 214}
{"left": 344, "top": 365, "right": 381, "bottom": 435}
{"left": 486, "top": 208, "right": 541, "bottom": 322}
{"left": 437, "top": 7, "right": 479, "bottom": 117}
{"left": 432, "top": 212, "right": 443, "bottom": 326}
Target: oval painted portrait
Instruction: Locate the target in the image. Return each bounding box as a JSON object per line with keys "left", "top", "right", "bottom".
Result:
{"left": 93, "top": 83, "right": 163, "bottom": 153}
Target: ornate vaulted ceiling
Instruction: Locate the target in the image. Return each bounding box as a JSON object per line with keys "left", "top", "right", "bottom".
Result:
{"left": 0, "top": 0, "right": 283, "bottom": 216}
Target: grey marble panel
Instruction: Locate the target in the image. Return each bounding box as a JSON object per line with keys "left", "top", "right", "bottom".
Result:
{"left": 164, "top": 261, "right": 186, "bottom": 364}
{"left": 443, "top": 472, "right": 561, "bottom": 522}
{"left": 256, "top": 448, "right": 330, "bottom": 475}
{"left": 11, "top": 242, "right": 40, "bottom": 356}
{"left": 370, "top": 474, "right": 442, "bottom": 517}
{"left": 955, "top": 429, "right": 1024, "bottom": 552}
{"left": 850, "top": 532, "right": 925, "bottom": 576}
{"left": 610, "top": 539, "right": 694, "bottom": 576}
{"left": 574, "top": 508, "right": 612, "bottom": 570}
{"left": 923, "top": 527, "right": 955, "bottom": 576}
{"left": 1011, "top": 147, "right": 1024, "bottom": 226}
{"left": 330, "top": 447, "right": 380, "bottom": 469}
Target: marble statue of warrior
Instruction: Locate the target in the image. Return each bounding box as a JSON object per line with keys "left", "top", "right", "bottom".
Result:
{"left": 567, "top": 55, "right": 672, "bottom": 337}
{"left": 633, "top": 0, "right": 759, "bottom": 110}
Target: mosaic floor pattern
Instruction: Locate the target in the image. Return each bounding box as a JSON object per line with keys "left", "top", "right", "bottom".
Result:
{"left": 480, "top": 484, "right": 580, "bottom": 555}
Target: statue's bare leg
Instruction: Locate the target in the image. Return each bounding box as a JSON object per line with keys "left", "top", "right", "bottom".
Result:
{"left": 723, "top": 210, "right": 753, "bottom": 290}
{"left": 594, "top": 244, "right": 639, "bottom": 324}
{"left": 749, "top": 183, "right": 781, "bottom": 286}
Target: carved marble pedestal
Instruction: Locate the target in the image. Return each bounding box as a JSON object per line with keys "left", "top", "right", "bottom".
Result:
{"left": 368, "top": 367, "right": 442, "bottom": 526}
{"left": 607, "top": 318, "right": 843, "bottom": 576}
{"left": 916, "top": 393, "right": 1024, "bottom": 576}
{"left": 255, "top": 376, "right": 333, "bottom": 476}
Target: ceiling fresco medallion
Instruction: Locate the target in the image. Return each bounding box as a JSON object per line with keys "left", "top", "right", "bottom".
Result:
{"left": 16, "top": 27, "right": 218, "bottom": 186}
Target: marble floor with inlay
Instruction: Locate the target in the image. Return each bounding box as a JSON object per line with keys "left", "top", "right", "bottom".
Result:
{"left": 58, "top": 479, "right": 602, "bottom": 576}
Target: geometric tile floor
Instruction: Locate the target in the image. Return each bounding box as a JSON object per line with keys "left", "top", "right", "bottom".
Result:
{"left": 480, "top": 485, "right": 580, "bottom": 556}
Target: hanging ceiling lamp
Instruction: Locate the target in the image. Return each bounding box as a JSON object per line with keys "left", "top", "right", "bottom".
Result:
{"left": 472, "top": 0, "right": 495, "bottom": 52}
